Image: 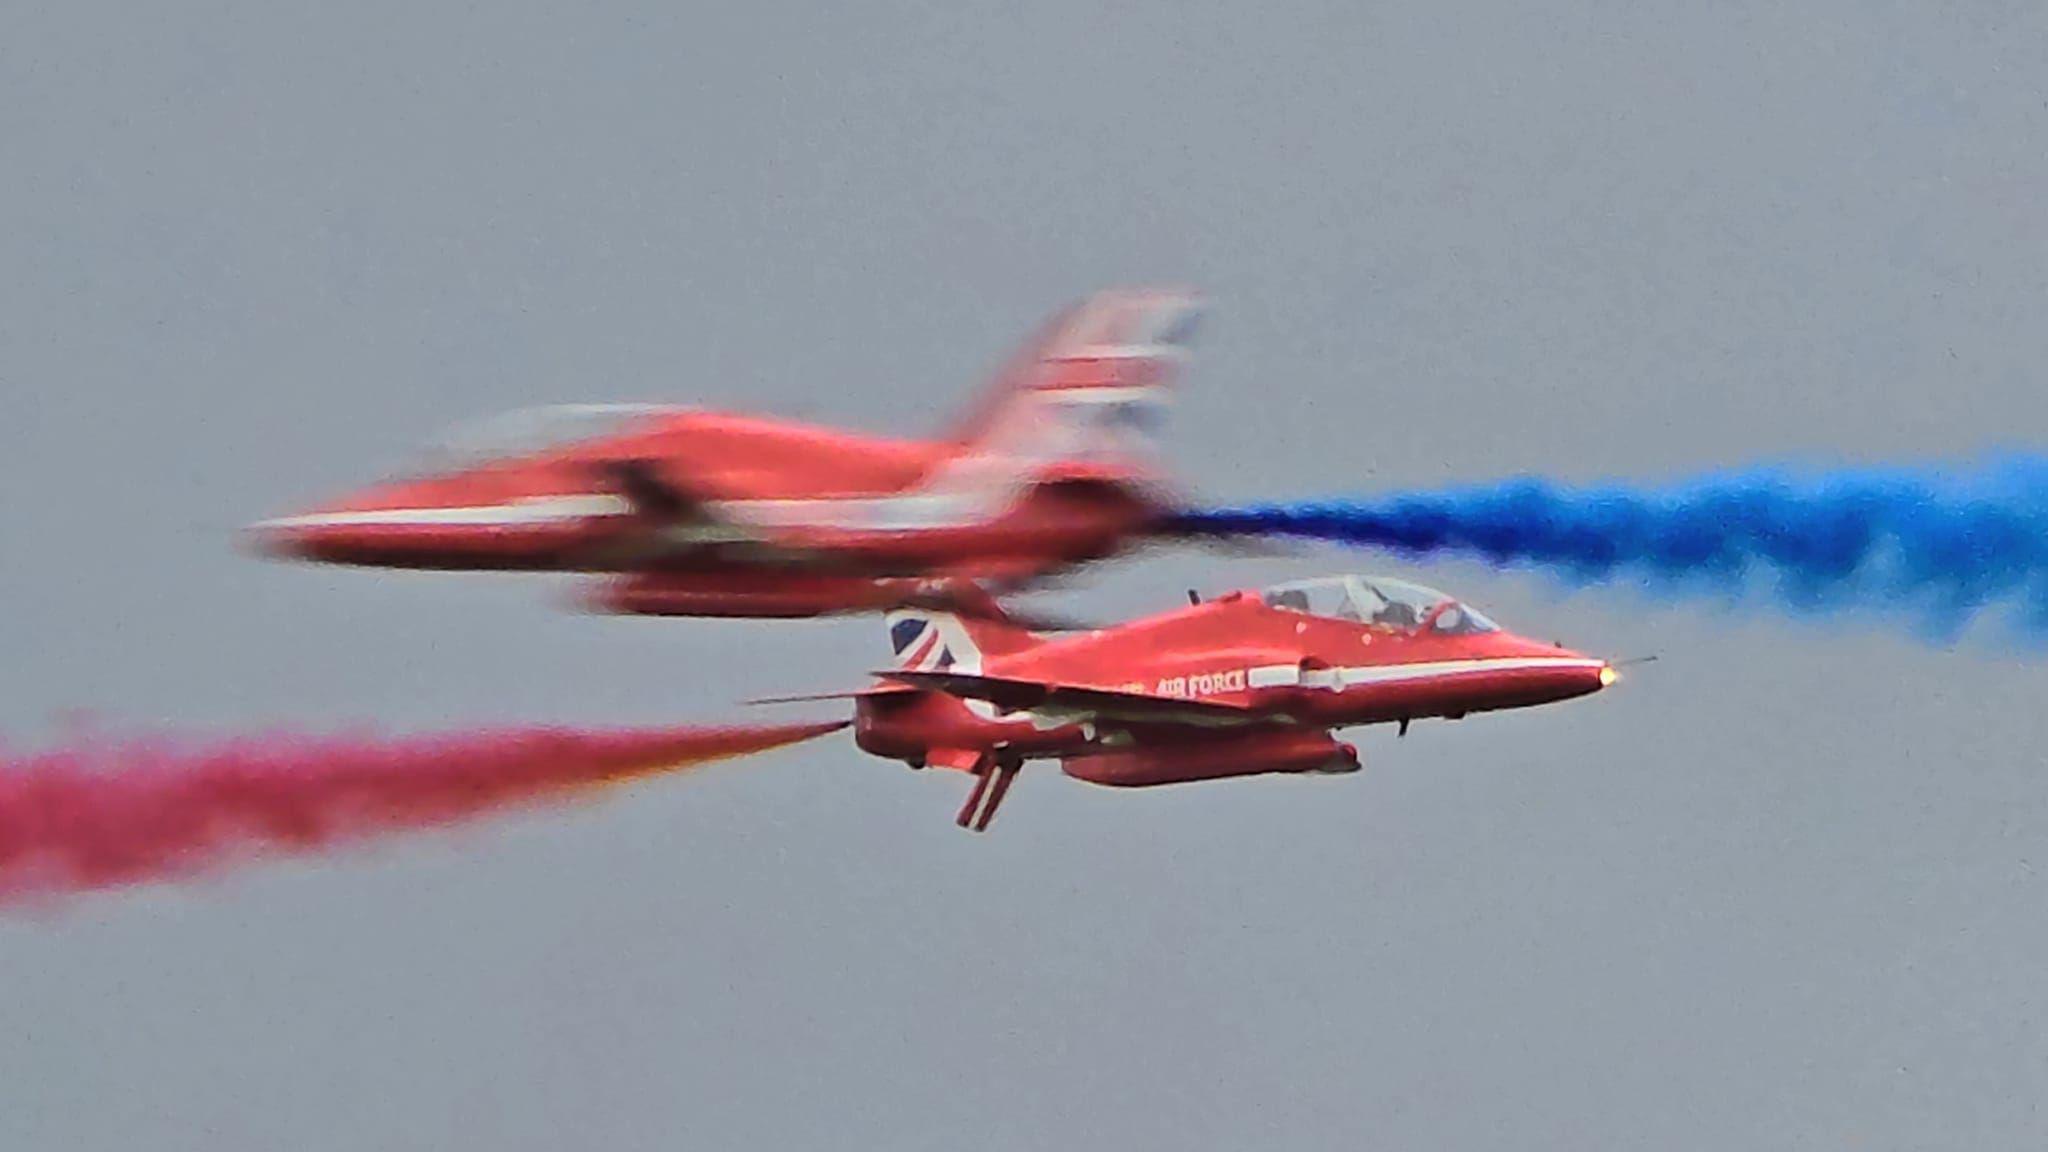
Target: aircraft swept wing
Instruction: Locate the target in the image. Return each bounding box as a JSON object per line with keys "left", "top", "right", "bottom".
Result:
{"left": 875, "top": 669, "right": 1267, "bottom": 727}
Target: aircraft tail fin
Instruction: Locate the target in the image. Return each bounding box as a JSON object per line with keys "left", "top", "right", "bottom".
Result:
{"left": 884, "top": 585, "right": 1040, "bottom": 674}
{"left": 929, "top": 289, "right": 1202, "bottom": 498}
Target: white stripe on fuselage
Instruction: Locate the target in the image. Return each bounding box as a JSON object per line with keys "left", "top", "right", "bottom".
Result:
{"left": 931, "top": 655, "right": 1607, "bottom": 748}
{"left": 1329, "top": 655, "right": 1605, "bottom": 686}
{"left": 1241, "top": 655, "right": 1605, "bottom": 693}
{"left": 254, "top": 495, "right": 634, "bottom": 529}
{"left": 1028, "top": 656, "right": 1606, "bottom": 717}
{"left": 254, "top": 490, "right": 1011, "bottom": 534}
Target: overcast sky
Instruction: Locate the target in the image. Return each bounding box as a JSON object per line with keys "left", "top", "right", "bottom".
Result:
{"left": 5, "top": 2, "right": 2048, "bottom": 1148}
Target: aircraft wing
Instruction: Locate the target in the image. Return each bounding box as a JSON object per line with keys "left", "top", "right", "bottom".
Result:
{"left": 598, "top": 458, "right": 705, "bottom": 521}
{"left": 875, "top": 669, "right": 1269, "bottom": 727}
{"left": 593, "top": 457, "right": 1028, "bottom": 556}
{"left": 589, "top": 455, "right": 820, "bottom": 553}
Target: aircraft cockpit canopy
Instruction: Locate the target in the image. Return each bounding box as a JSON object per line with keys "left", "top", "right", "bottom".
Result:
{"left": 422, "top": 404, "right": 686, "bottom": 468}
{"left": 1259, "top": 574, "right": 1501, "bottom": 636}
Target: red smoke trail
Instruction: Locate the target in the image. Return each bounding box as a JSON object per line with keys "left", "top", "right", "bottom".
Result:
{"left": 0, "top": 720, "right": 846, "bottom": 903}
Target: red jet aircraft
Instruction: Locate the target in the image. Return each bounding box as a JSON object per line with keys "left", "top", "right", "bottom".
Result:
{"left": 754, "top": 573, "right": 1619, "bottom": 831}
{"left": 251, "top": 289, "right": 1205, "bottom": 620}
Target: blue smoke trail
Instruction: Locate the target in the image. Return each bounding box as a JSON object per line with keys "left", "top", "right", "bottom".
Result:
{"left": 1180, "top": 457, "right": 2048, "bottom": 643}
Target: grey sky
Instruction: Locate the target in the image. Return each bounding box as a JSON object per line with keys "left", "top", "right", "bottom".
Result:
{"left": 5, "top": 2, "right": 2048, "bottom": 1148}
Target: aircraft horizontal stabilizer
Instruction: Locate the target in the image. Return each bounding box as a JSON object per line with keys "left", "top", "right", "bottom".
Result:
{"left": 743, "top": 684, "right": 917, "bottom": 706}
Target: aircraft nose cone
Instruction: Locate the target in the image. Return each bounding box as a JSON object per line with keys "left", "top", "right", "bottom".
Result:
{"left": 242, "top": 480, "right": 410, "bottom": 564}
{"left": 1561, "top": 647, "right": 1620, "bottom": 694}
{"left": 243, "top": 514, "right": 313, "bottom": 560}
{"left": 241, "top": 477, "right": 463, "bottom": 566}
{"left": 1555, "top": 646, "right": 1616, "bottom": 691}
{"left": 1501, "top": 634, "right": 1616, "bottom": 698}
{"left": 244, "top": 509, "right": 354, "bottom": 563}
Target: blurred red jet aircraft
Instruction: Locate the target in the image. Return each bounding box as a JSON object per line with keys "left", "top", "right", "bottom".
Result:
{"left": 251, "top": 289, "right": 1204, "bottom": 619}
{"left": 753, "top": 573, "right": 1618, "bottom": 831}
